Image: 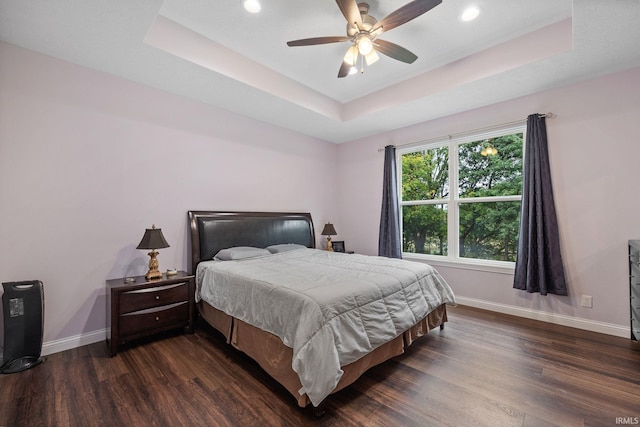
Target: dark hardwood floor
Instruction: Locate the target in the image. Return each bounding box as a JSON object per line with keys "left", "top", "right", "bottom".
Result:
{"left": 1, "top": 305, "right": 639, "bottom": 426}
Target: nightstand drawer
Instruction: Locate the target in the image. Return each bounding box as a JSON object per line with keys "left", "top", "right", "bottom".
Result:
{"left": 119, "top": 301, "right": 189, "bottom": 338}
{"left": 119, "top": 282, "right": 188, "bottom": 314}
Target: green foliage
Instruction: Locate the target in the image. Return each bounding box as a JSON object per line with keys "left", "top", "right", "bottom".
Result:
{"left": 401, "top": 148, "right": 449, "bottom": 254}
{"left": 459, "top": 201, "right": 521, "bottom": 261}
{"left": 401, "top": 148, "right": 449, "bottom": 201}
{"left": 458, "top": 135, "right": 523, "bottom": 198}
{"left": 402, "top": 204, "right": 447, "bottom": 255}
{"left": 401, "top": 133, "right": 523, "bottom": 261}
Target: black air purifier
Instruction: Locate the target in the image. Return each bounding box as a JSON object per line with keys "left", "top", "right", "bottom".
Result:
{"left": 1, "top": 280, "right": 44, "bottom": 374}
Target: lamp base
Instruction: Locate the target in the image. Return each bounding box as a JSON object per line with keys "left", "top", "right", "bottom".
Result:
{"left": 145, "top": 250, "right": 163, "bottom": 280}
{"left": 326, "top": 237, "right": 333, "bottom": 251}
{"left": 145, "top": 270, "right": 163, "bottom": 281}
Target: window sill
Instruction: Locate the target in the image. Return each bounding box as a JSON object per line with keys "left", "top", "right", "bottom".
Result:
{"left": 402, "top": 253, "right": 515, "bottom": 275}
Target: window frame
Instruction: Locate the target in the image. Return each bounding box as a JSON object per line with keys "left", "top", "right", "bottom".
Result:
{"left": 397, "top": 125, "right": 526, "bottom": 273}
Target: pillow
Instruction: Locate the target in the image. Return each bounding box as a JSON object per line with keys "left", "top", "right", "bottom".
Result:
{"left": 213, "top": 246, "right": 271, "bottom": 261}
{"left": 266, "top": 244, "right": 307, "bottom": 254}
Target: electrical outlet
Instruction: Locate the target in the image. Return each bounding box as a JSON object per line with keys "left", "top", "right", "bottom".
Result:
{"left": 581, "top": 295, "right": 593, "bottom": 308}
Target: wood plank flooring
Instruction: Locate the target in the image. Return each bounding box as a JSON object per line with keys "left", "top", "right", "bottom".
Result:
{"left": 1, "top": 305, "right": 639, "bottom": 426}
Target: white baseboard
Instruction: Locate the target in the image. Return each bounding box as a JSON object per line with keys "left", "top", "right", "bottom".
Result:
{"left": 1, "top": 300, "right": 630, "bottom": 363}
{"left": 455, "top": 296, "right": 630, "bottom": 338}
{"left": 1, "top": 329, "right": 107, "bottom": 364}
{"left": 41, "top": 328, "right": 107, "bottom": 357}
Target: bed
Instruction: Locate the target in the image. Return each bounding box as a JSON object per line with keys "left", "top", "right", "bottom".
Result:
{"left": 188, "top": 211, "right": 455, "bottom": 408}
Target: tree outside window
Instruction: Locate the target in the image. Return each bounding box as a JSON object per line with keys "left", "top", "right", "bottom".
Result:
{"left": 399, "top": 128, "right": 524, "bottom": 263}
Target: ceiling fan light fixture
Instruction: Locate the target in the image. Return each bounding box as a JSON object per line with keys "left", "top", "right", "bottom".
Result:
{"left": 356, "top": 34, "right": 373, "bottom": 56}
{"left": 343, "top": 45, "right": 359, "bottom": 66}
{"left": 286, "top": 0, "right": 442, "bottom": 78}
{"left": 243, "top": 0, "right": 261, "bottom": 13}
{"left": 364, "top": 49, "right": 379, "bottom": 66}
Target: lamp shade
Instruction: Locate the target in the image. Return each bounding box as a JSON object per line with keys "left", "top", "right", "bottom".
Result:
{"left": 321, "top": 223, "right": 337, "bottom": 236}
{"left": 136, "top": 225, "right": 170, "bottom": 250}
{"left": 343, "top": 45, "right": 359, "bottom": 66}
{"left": 356, "top": 34, "right": 373, "bottom": 55}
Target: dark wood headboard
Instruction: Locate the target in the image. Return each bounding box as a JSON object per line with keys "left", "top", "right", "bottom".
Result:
{"left": 188, "top": 211, "right": 316, "bottom": 273}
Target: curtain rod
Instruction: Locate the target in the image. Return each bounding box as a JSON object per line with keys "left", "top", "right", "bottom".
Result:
{"left": 377, "top": 113, "right": 554, "bottom": 152}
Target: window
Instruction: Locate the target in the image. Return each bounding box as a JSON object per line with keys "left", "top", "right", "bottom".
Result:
{"left": 399, "top": 126, "right": 524, "bottom": 265}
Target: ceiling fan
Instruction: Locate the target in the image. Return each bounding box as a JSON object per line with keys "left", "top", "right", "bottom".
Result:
{"left": 286, "top": 0, "right": 442, "bottom": 78}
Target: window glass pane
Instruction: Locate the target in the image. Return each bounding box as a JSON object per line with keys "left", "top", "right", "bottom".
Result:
{"left": 459, "top": 201, "right": 521, "bottom": 261}
{"left": 458, "top": 133, "right": 523, "bottom": 198}
{"left": 401, "top": 148, "right": 449, "bottom": 201}
{"left": 402, "top": 204, "right": 448, "bottom": 255}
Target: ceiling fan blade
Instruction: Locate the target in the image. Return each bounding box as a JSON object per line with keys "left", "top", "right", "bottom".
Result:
{"left": 372, "top": 0, "right": 442, "bottom": 34}
{"left": 374, "top": 39, "right": 418, "bottom": 64}
{"left": 287, "top": 36, "right": 349, "bottom": 47}
{"left": 335, "top": 0, "right": 362, "bottom": 29}
{"left": 338, "top": 61, "right": 352, "bottom": 78}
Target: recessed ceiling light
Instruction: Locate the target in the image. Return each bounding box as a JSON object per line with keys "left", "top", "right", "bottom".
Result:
{"left": 461, "top": 5, "right": 480, "bottom": 22}
{"left": 243, "top": 0, "right": 261, "bottom": 13}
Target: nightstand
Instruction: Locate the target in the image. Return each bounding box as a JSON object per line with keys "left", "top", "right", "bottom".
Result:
{"left": 106, "top": 271, "right": 195, "bottom": 356}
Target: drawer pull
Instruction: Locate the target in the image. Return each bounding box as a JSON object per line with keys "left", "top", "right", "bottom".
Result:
{"left": 155, "top": 295, "right": 160, "bottom": 300}
{"left": 155, "top": 316, "right": 160, "bottom": 321}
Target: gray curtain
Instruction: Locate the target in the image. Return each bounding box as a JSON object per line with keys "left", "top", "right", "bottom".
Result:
{"left": 513, "top": 114, "right": 567, "bottom": 295}
{"left": 378, "top": 145, "right": 402, "bottom": 258}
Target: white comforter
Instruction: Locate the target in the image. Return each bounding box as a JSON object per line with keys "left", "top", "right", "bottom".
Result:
{"left": 196, "top": 248, "right": 455, "bottom": 406}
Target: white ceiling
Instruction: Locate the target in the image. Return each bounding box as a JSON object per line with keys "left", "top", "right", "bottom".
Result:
{"left": 1, "top": 0, "right": 640, "bottom": 143}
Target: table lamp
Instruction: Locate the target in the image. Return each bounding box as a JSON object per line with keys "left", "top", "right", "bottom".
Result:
{"left": 321, "top": 223, "right": 337, "bottom": 251}
{"left": 136, "top": 224, "right": 170, "bottom": 280}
